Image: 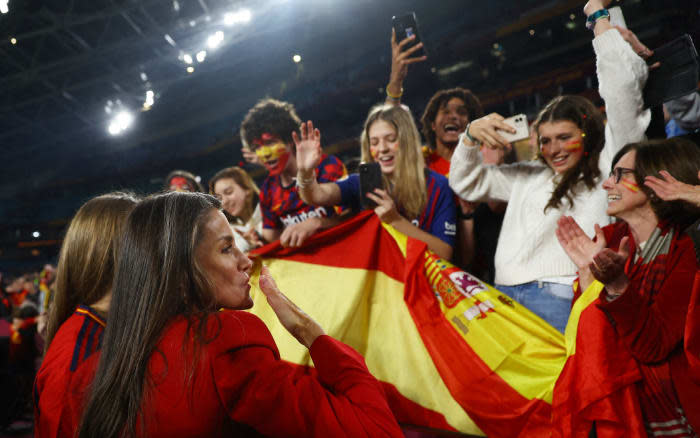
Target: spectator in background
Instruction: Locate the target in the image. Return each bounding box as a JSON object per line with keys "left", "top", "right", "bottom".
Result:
{"left": 76, "top": 192, "right": 402, "bottom": 438}
{"left": 209, "top": 166, "right": 263, "bottom": 252}
{"left": 664, "top": 92, "right": 700, "bottom": 138}
{"left": 449, "top": 2, "right": 650, "bottom": 333}
{"left": 296, "top": 105, "right": 456, "bottom": 260}
{"left": 555, "top": 137, "right": 700, "bottom": 436}
{"left": 164, "top": 169, "right": 204, "bottom": 193}
{"left": 240, "top": 98, "right": 348, "bottom": 247}
{"left": 35, "top": 192, "right": 139, "bottom": 437}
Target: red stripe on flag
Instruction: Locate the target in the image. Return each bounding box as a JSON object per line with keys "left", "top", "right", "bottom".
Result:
{"left": 251, "top": 212, "right": 405, "bottom": 282}
{"left": 403, "top": 238, "right": 554, "bottom": 437}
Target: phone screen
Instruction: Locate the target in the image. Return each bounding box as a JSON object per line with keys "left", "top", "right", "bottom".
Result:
{"left": 392, "top": 12, "right": 426, "bottom": 56}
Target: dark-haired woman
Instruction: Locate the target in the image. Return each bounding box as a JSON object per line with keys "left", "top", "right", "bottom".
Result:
{"left": 76, "top": 192, "right": 401, "bottom": 438}
{"left": 35, "top": 192, "right": 139, "bottom": 438}
{"left": 555, "top": 137, "right": 700, "bottom": 436}
{"left": 448, "top": 0, "right": 650, "bottom": 332}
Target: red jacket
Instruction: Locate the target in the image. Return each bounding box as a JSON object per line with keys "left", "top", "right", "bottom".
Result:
{"left": 597, "top": 222, "right": 700, "bottom": 433}
{"left": 35, "top": 309, "right": 402, "bottom": 437}
{"left": 35, "top": 305, "right": 105, "bottom": 438}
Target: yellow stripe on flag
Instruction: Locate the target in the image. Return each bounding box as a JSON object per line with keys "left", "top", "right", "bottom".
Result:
{"left": 249, "top": 258, "right": 483, "bottom": 435}
{"left": 563, "top": 280, "right": 605, "bottom": 357}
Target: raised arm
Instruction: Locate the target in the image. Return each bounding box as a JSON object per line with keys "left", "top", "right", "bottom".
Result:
{"left": 294, "top": 121, "right": 343, "bottom": 207}
{"left": 384, "top": 29, "right": 426, "bottom": 106}
{"left": 586, "top": 0, "right": 650, "bottom": 168}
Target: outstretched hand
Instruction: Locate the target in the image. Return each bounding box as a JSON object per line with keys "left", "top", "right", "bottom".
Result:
{"left": 555, "top": 216, "right": 607, "bottom": 270}
{"left": 292, "top": 120, "right": 322, "bottom": 172}
{"left": 258, "top": 265, "right": 324, "bottom": 348}
{"left": 645, "top": 170, "right": 700, "bottom": 208}
{"left": 464, "top": 113, "right": 515, "bottom": 149}
{"left": 387, "top": 28, "right": 426, "bottom": 92}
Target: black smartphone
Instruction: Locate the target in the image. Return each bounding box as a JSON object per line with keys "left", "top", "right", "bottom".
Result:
{"left": 643, "top": 34, "right": 699, "bottom": 108}
{"left": 359, "top": 162, "right": 383, "bottom": 209}
{"left": 392, "top": 12, "right": 426, "bottom": 57}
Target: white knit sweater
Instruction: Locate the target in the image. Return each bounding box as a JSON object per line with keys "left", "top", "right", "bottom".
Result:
{"left": 449, "top": 29, "right": 651, "bottom": 286}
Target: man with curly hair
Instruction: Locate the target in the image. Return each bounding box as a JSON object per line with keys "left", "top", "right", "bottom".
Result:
{"left": 240, "top": 98, "right": 347, "bottom": 247}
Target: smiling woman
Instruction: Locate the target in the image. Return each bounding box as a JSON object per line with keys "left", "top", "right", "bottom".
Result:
{"left": 555, "top": 137, "right": 700, "bottom": 435}
{"left": 295, "top": 105, "right": 457, "bottom": 261}
{"left": 448, "top": 4, "right": 650, "bottom": 332}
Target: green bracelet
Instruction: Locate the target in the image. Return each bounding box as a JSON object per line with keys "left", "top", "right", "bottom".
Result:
{"left": 464, "top": 122, "right": 479, "bottom": 144}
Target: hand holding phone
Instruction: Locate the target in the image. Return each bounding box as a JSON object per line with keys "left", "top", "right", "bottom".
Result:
{"left": 392, "top": 12, "right": 426, "bottom": 58}
{"left": 497, "top": 114, "right": 529, "bottom": 143}
{"left": 359, "top": 162, "right": 383, "bottom": 209}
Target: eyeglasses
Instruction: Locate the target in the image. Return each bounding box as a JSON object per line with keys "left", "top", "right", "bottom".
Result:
{"left": 609, "top": 167, "right": 636, "bottom": 183}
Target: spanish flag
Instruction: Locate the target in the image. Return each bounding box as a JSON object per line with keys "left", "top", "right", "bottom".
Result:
{"left": 248, "top": 212, "right": 567, "bottom": 436}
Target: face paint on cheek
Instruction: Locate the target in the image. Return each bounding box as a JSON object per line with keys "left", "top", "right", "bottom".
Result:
{"left": 563, "top": 140, "right": 583, "bottom": 151}
{"left": 620, "top": 179, "right": 641, "bottom": 193}
{"left": 370, "top": 148, "right": 378, "bottom": 159}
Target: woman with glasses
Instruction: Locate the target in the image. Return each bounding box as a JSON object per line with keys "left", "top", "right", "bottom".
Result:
{"left": 555, "top": 137, "right": 700, "bottom": 436}
{"left": 448, "top": 0, "right": 650, "bottom": 332}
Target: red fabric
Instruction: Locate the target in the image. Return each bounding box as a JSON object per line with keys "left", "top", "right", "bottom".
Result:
{"left": 402, "top": 238, "right": 553, "bottom": 437}
{"left": 553, "top": 221, "right": 700, "bottom": 436}
{"left": 35, "top": 307, "right": 104, "bottom": 438}
{"left": 140, "top": 311, "right": 402, "bottom": 437}
{"left": 424, "top": 150, "right": 451, "bottom": 177}
{"left": 687, "top": 272, "right": 700, "bottom": 382}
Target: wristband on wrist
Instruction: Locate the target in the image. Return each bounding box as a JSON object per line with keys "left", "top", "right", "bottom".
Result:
{"left": 585, "top": 9, "right": 610, "bottom": 30}
{"left": 386, "top": 85, "right": 403, "bottom": 100}
{"left": 296, "top": 171, "right": 316, "bottom": 189}
{"left": 464, "top": 122, "right": 480, "bottom": 145}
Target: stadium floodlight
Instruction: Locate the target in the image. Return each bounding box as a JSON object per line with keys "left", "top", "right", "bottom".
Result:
{"left": 196, "top": 50, "right": 207, "bottom": 63}
{"left": 207, "top": 31, "right": 224, "bottom": 49}
{"left": 108, "top": 110, "right": 134, "bottom": 135}
{"left": 293, "top": 54, "right": 301, "bottom": 63}
{"left": 32, "top": 231, "right": 40, "bottom": 238}
{"left": 143, "top": 90, "right": 155, "bottom": 109}
{"left": 187, "top": 66, "right": 195, "bottom": 73}
{"left": 183, "top": 53, "right": 193, "bottom": 64}
{"left": 0, "top": 0, "right": 8, "bottom": 14}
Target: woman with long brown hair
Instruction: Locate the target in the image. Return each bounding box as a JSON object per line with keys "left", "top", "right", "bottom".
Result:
{"left": 76, "top": 191, "right": 401, "bottom": 438}
{"left": 35, "top": 192, "right": 139, "bottom": 437}
{"left": 448, "top": 0, "right": 650, "bottom": 332}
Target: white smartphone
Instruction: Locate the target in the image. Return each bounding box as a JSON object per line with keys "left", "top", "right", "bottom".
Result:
{"left": 498, "top": 114, "right": 529, "bottom": 143}
{"left": 608, "top": 6, "right": 627, "bottom": 30}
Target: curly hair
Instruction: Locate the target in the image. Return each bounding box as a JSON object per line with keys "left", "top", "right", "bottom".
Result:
{"left": 612, "top": 137, "right": 700, "bottom": 227}
{"left": 420, "top": 87, "right": 484, "bottom": 149}
{"left": 533, "top": 95, "right": 606, "bottom": 212}
{"left": 239, "top": 98, "right": 302, "bottom": 150}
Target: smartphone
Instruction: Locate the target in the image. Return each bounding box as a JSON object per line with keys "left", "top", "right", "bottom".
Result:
{"left": 359, "top": 162, "right": 383, "bottom": 209}
{"left": 608, "top": 6, "right": 627, "bottom": 30}
{"left": 392, "top": 12, "right": 426, "bottom": 57}
{"left": 498, "top": 114, "right": 529, "bottom": 143}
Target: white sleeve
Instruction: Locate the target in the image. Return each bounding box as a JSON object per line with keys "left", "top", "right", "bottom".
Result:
{"left": 449, "top": 136, "right": 541, "bottom": 203}
{"left": 595, "top": 28, "right": 651, "bottom": 170}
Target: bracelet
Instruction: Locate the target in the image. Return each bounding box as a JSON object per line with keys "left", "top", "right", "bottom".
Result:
{"left": 296, "top": 171, "right": 316, "bottom": 189}
{"left": 385, "top": 85, "right": 403, "bottom": 100}
{"left": 464, "top": 122, "right": 480, "bottom": 145}
{"left": 585, "top": 9, "right": 609, "bottom": 30}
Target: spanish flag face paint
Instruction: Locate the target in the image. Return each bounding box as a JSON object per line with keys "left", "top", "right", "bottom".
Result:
{"left": 620, "top": 178, "right": 640, "bottom": 193}
{"left": 253, "top": 134, "right": 291, "bottom": 176}
{"left": 563, "top": 139, "right": 583, "bottom": 151}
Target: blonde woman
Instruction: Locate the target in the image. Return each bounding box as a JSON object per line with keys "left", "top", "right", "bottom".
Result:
{"left": 209, "top": 166, "right": 263, "bottom": 252}
{"left": 296, "top": 104, "right": 456, "bottom": 260}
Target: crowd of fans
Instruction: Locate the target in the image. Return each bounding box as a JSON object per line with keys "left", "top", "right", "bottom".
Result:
{"left": 2, "top": 0, "right": 700, "bottom": 436}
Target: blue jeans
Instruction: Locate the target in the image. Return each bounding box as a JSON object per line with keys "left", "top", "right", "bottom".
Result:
{"left": 496, "top": 281, "right": 573, "bottom": 333}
